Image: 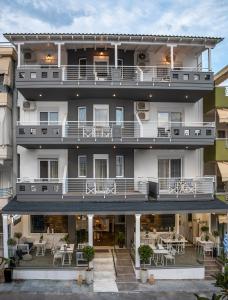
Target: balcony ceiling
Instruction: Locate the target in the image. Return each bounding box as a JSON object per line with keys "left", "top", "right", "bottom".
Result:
{"left": 18, "top": 86, "right": 212, "bottom": 102}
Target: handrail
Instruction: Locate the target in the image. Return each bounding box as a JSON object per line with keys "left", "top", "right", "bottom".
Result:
{"left": 17, "top": 64, "right": 210, "bottom": 72}
{"left": 17, "top": 121, "right": 215, "bottom": 127}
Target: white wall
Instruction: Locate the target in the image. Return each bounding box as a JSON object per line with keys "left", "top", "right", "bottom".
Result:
{"left": 18, "top": 92, "right": 68, "bottom": 124}
{"left": 18, "top": 147, "right": 68, "bottom": 179}
{"left": 134, "top": 149, "right": 203, "bottom": 179}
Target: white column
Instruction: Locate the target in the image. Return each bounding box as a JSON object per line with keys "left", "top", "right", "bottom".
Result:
{"left": 17, "top": 44, "right": 21, "bottom": 68}
{"left": 135, "top": 214, "right": 141, "bottom": 268}
{"left": 88, "top": 214, "right": 94, "bottom": 246}
{"left": 2, "top": 214, "right": 8, "bottom": 258}
{"left": 170, "top": 45, "right": 174, "bottom": 70}
{"left": 208, "top": 213, "right": 212, "bottom": 233}
{"left": 207, "top": 47, "right": 212, "bottom": 72}
{"left": 175, "top": 214, "right": 180, "bottom": 234}
{"left": 57, "top": 43, "right": 61, "bottom": 68}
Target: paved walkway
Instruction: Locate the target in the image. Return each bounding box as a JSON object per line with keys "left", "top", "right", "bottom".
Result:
{"left": 93, "top": 250, "right": 118, "bottom": 292}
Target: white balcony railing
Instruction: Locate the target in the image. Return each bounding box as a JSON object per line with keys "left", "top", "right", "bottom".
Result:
{"left": 17, "top": 121, "right": 215, "bottom": 139}
{"left": 17, "top": 65, "right": 211, "bottom": 83}
{"left": 157, "top": 177, "right": 214, "bottom": 196}
{"left": 16, "top": 178, "right": 148, "bottom": 198}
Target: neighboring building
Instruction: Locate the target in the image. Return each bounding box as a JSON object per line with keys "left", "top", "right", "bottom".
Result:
{"left": 2, "top": 33, "right": 228, "bottom": 281}
{"left": 204, "top": 66, "right": 228, "bottom": 239}
{"left": 0, "top": 44, "right": 16, "bottom": 253}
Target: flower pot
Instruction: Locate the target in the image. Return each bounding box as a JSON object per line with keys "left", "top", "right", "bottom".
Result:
{"left": 85, "top": 269, "right": 93, "bottom": 285}
{"left": 140, "top": 269, "right": 148, "bottom": 284}
{"left": 4, "top": 268, "right": 13, "bottom": 283}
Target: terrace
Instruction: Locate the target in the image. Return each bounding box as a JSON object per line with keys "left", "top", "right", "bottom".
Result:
{"left": 16, "top": 121, "right": 215, "bottom": 148}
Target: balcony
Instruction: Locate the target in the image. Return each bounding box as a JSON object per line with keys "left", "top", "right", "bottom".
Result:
{"left": 149, "top": 177, "right": 215, "bottom": 200}
{"left": 16, "top": 121, "right": 215, "bottom": 149}
{"left": 16, "top": 65, "right": 213, "bottom": 101}
{"left": 16, "top": 178, "right": 148, "bottom": 201}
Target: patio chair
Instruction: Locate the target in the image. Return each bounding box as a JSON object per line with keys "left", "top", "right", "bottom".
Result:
{"left": 53, "top": 250, "right": 64, "bottom": 265}
{"left": 164, "top": 249, "right": 176, "bottom": 265}
{"left": 203, "top": 244, "right": 213, "bottom": 259}
{"left": 105, "top": 179, "right": 116, "bottom": 195}
{"left": 17, "top": 244, "right": 30, "bottom": 255}
{"left": 83, "top": 126, "right": 95, "bottom": 138}
{"left": 77, "top": 243, "right": 88, "bottom": 250}
{"left": 86, "top": 180, "right": 96, "bottom": 194}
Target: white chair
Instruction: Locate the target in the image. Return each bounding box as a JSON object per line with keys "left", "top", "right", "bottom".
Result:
{"left": 164, "top": 249, "right": 176, "bottom": 265}
{"left": 17, "top": 244, "right": 30, "bottom": 254}
{"left": 203, "top": 244, "right": 213, "bottom": 258}
{"left": 53, "top": 250, "right": 63, "bottom": 265}
{"left": 86, "top": 180, "right": 96, "bottom": 194}
{"left": 77, "top": 243, "right": 88, "bottom": 250}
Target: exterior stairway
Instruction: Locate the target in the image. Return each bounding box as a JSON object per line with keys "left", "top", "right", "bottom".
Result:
{"left": 203, "top": 258, "right": 222, "bottom": 280}
{"left": 114, "top": 248, "right": 139, "bottom": 291}
{"left": 93, "top": 250, "right": 118, "bottom": 292}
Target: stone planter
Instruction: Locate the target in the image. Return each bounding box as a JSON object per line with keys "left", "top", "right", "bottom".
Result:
{"left": 85, "top": 269, "right": 94, "bottom": 285}
{"left": 140, "top": 269, "right": 148, "bottom": 283}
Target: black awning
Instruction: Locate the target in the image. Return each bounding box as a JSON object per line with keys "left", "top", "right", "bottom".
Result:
{"left": 2, "top": 197, "right": 228, "bottom": 215}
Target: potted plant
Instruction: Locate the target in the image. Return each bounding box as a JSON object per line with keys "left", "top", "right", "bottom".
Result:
{"left": 117, "top": 232, "right": 125, "bottom": 248}
{"left": 7, "top": 238, "right": 17, "bottom": 258}
{"left": 60, "top": 234, "right": 70, "bottom": 245}
{"left": 0, "top": 257, "right": 14, "bottom": 283}
{"left": 201, "top": 226, "right": 209, "bottom": 234}
{"left": 83, "top": 246, "right": 95, "bottom": 285}
{"left": 14, "top": 232, "right": 22, "bottom": 244}
{"left": 138, "top": 245, "right": 153, "bottom": 284}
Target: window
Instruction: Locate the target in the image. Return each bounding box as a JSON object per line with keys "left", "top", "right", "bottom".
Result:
{"left": 30, "top": 215, "right": 68, "bottom": 233}
{"left": 183, "top": 74, "right": 189, "bottom": 80}
{"left": 157, "top": 112, "right": 182, "bottom": 137}
{"left": 78, "top": 155, "right": 87, "bottom": 177}
{"left": 116, "top": 107, "right": 124, "bottom": 126}
{"left": 40, "top": 112, "right": 58, "bottom": 125}
{"left": 0, "top": 74, "right": 4, "bottom": 91}
{"left": 78, "top": 107, "right": 86, "bottom": 125}
{"left": 39, "top": 159, "right": 58, "bottom": 179}
{"left": 116, "top": 156, "right": 124, "bottom": 177}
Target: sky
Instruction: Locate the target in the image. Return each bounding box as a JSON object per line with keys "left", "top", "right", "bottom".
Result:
{"left": 0, "top": 0, "right": 227, "bottom": 73}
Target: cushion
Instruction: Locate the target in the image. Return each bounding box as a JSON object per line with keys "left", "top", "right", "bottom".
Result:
{"left": 22, "top": 254, "right": 32, "bottom": 261}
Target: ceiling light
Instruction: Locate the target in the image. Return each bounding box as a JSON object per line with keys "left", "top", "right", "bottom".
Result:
{"left": 113, "top": 145, "right": 116, "bottom": 149}
{"left": 185, "top": 146, "right": 189, "bottom": 149}
{"left": 76, "top": 145, "right": 79, "bottom": 149}
{"left": 185, "top": 95, "right": 189, "bottom": 99}
{"left": 76, "top": 93, "right": 79, "bottom": 97}
{"left": 149, "top": 93, "right": 153, "bottom": 98}
{"left": 149, "top": 146, "right": 153, "bottom": 149}
{"left": 112, "top": 93, "right": 116, "bottom": 97}
{"left": 39, "top": 145, "right": 42, "bottom": 149}
{"left": 39, "top": 93, "right": 42, "bottom": 97}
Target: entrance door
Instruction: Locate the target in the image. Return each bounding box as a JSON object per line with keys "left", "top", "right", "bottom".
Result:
{"left": 94, "top": 155, "right": 108, "bottom": 192}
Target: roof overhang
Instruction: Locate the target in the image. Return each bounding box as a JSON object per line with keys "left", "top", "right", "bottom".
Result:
{"left": 3, "top": 33, "right": 224, "bottom": 48}
{"left": 2, "top": 197, "right": 228, "bottom": 215}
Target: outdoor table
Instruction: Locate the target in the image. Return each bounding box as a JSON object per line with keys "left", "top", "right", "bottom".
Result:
{"left": 34, "top": 240, "right": 47, "bottom": 256}
{"left": 60, "top": 244, "right": 74, "bottom": 266}
{"left": 153, "top": 249, "right": 169, "bottom": 265}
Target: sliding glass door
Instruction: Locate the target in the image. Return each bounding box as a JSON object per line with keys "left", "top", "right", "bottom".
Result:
{"left": 158, "top": 159, "right": 181, "bottom": 190}
{"left": 39, "top": 159, "right": 58, "bottom": 181}
{"left": 94, "top": 155, "right": 108, "bottom": 192}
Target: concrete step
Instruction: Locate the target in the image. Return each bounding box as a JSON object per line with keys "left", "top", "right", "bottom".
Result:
{"left": 116, "top": 274, "right": 137, "bottom": 283}
{"left": 116, "top": 266, "right": 134, "bottom": 274}
{"left": 94, "top": 271, "right": 116, "bottom": 281}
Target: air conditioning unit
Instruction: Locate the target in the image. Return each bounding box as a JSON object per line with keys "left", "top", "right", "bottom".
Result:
{"left": 137, "top": 111, "right": 149, "bottom": 121}
{"left": 136, "top": 101, "right": 150, "bottom": 111}
{"left": 23, "top": 101, "right": 37, "bottom": 111}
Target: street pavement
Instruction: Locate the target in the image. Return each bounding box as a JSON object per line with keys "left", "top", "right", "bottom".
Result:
{"left": 0, "top": 279, "right": 220, "bottom": 300}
